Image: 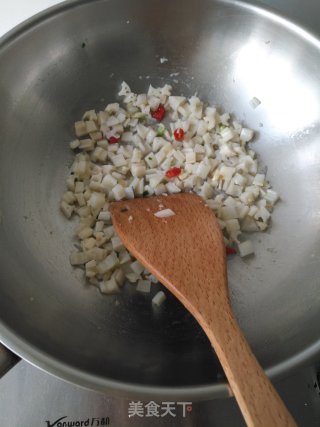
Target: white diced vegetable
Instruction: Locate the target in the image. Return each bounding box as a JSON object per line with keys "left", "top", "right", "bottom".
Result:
{"left": 130, "top": 260, "right": 144, "bottom": 275}
{"left": 104, "top": 225, "right": 115, "bottom": 240}
{"left": 111, "top": 236, "right": 124, "bottom": 252}
{"left": 166, "top": 182, "right": 181, "bottom": 193}
{"left": 265, "top": 189, "right": 279, "bottom": 205}
{"left": 78, "top": 227, "right": 93, "bottom": 240}
{"left": 86, "top": 120, "right": 98, "bottom": 133}
{"left": 136, "top": 279, "right": 152, "bottom": 293}
{"left": 195, "top": 162, "right": 211, "bottom": 179}
{"left": 131, "top": 148, "right": 142, "bottom": 163}
{"left": 112, "top": 184, "right": 126, "bottom": 201}
{"left": 152, "top": 291, "right": 166, "bottom": 306}
{"left": 200, "top": 182, "right": 214, "bottom": 199}
{"left": 185, "top": 152, "right": 196, "bottom": 164}
{"left": 220, "top": 127, "right": 234, "bottom": 143}
{"left": 99, "top": 276, "right": 120, "bottom": 294}
{"left": 79, "top": 139, "right": 95, "bottom": 151}
{"left": 149, "top": 174, "right": 163, "bottom": 188}
{"left": 225, "top": 219, "right": 240, "bottom": 233}
{"left": 97, "top": 252, "right": 119, "bottom": 274}
{"left": 88, "top": 192, "right": 105, "bottom": 210}
{"left": 119, "top": 249, "right": 131, "bottom": 265}
{"left": 254, "top": 206, "right": 271, "bottom": 222}
{"left": 240, "top": 128, "right": 254, "bottom": 142}
{"left": 125, "top": 186, "right": 135, "bottom": 199}
{"left": 220, "top": 206, "right": 238, "bottom": 220}
{"left": 60, "top": 201, "right": 74, "bottom": 218}
{"left": 253, "top": 174, "right": 265, "bottom": 186}
{"left": 75, "top": 121, "right": 87, "bottom": 137}
{"left": 238, "top": 240, "right": 254, "bottom": 257}
{"left": 62, "top": 191, "right": 76, "bottom": 204}
{"left": 145, "top": 152, "right": 158, "bottom": 168}
{"left": 69, "top": 251, "right": 89, "bottom": 265}
{"left": 154, "top": 208, "right": 175, "bottom": 218}
{"left": 126, "top": 272, "right": 141, "bottom": 283}
{"left": 70, "top": 139, "right": 80, "bottom": 150}
{"left": 131, "top": 164, "right": 146, "bottom": 177}
{"left": 101, "top": 174, "right": 117, "bottom": 191}
{"left": 112, "top": 269, "right": 126, "bottom": 287}
{"left": 111, "top": 154, "right": 127, "bottom": 167}
{"left": 98, "top": 211, "right": 111, "bottom": 222}
{"left": 249, "top": 97, "right": 261, "bottom": 109}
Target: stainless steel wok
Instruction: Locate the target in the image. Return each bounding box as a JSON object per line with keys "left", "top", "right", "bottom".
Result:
{"left": 0, "top": 0, "right": 320, "bottom": 399}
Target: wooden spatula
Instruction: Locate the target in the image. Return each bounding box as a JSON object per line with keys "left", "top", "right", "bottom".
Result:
{"left": 110, "top": 192, "right": 297, "bottom": 427}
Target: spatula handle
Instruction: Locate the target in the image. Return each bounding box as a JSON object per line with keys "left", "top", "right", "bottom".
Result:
{"left": 206, "top": 310, "right": 297, "bottom": 427}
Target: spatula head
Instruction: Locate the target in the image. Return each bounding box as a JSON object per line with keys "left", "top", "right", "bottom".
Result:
{"left": 111, "top": 193, "right": 297, "bottom": 427}
{"left": 110, "top": 193, "right": 229, "bottom": 317}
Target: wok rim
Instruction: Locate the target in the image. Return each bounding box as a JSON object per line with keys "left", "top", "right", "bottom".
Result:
{"left": 1, "top": 0, "right": 320, "bottom": 399}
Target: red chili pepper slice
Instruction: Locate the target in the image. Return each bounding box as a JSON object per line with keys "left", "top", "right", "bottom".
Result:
{"left": 226, "top": 246, "right": 237, "bottom": 255}
{"left": 165, "top": 167, "right": 182, "bottom": 178}
{"left": 151, "top": 104, "right": 165, "bottom": 121}
{"left": 108, "top": 136, "right": 120, "bottom": 144}
{"left": 173, "top": 128, "right": 185, "bottom": 141}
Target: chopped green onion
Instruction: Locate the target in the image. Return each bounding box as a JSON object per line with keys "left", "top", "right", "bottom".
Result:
{"left": 156, "top": 126, "right": 165, "bottom": 136}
